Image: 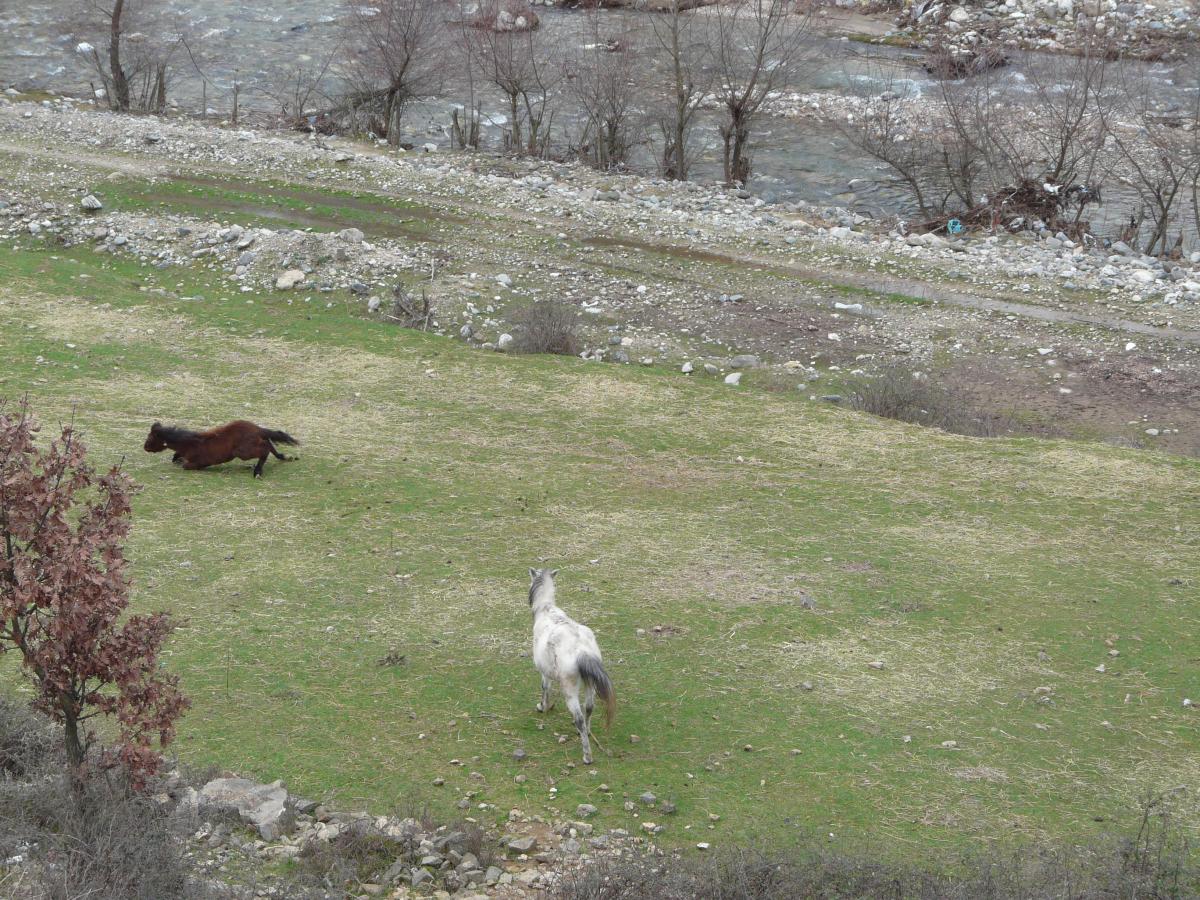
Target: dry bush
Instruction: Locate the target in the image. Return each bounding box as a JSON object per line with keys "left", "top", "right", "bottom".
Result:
{"left": 383, "top": 282, "right": 434, "bottom": 330}
{"left": 844, "top": 364, "right": 1009, "bottom": 437}
{"left": 508, "top": 300, "right": 583, "bottom": 355}
{"left": 0, "top": 696, "right": 61, "bottom": 782}
{"left": 0, "top": 700, "right": 192, "bottom": 900}
{"left": 298, "top": 828, "right": 403, "bottom": 887}
{"left": 557, "top": 795, "right": 1194, "bottom": 899}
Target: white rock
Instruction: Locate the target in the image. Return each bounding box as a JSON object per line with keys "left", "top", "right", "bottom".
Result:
{"left": 1124, "top": 342, "right": 1137, "bottom": 352}
{"left": 681, "top": 361, "right": 694, "bottom": 374}
{"left": 80, "top": 194, "right": 103, "bottom": 211}
{"left": 275, "top": 269, "right": 306, "bottom": 290}
{"left": 724, "top": 372, "right": 742, "bottom": 386}
{"left": 497, "top": 333, "right": 514, "bottom": 350}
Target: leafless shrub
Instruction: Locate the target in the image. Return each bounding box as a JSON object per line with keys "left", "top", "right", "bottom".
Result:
{"left": 557, "top": 792, "right": 1194, "bottom": 899}
{"left": 260, "top": 42, "right": 342, "bottom": 130}
{"left": 564, "top": 14, "right": 644, "bottom": 171}
{"left": 1104, "top": 63, "right": 1200, "bottom": 256}
{"left": 839, "top": 84, "right": 946, "bottom": 218}
{"left": 298, "top": 829, "right": 401, "bottom": 887}
{"left": 384, "top": 283, "right": 434, "bottom": 330}
{"left": 845, "top": 364, "right": 1009, "bottom": 437}
{"left": 0, "top": 696, "right": 61, "bottom": 781}
{"left": 75, "top": 0, "right": 189, "bottom": 112}
{"left": 843, "top": 40, "right": 1113, "bottom": 233}
{"left": 0, "top": 720, "right": 192, "bottom": 900}
{"left": 508, "top": 300, "right": 583, "bottom": 356}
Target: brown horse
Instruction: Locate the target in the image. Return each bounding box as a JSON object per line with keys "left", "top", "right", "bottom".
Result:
{"left": 144, "top": 420, "right": 299, "bottom": 478}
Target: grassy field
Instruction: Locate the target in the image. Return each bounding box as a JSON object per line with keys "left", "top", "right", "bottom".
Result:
{"left": 1, "top": 236, "right": 1197, "bottom": 863}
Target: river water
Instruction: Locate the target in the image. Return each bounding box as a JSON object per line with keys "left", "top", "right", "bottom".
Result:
{"left": 2, "top": 1, "right": 1197, "bottom": 237}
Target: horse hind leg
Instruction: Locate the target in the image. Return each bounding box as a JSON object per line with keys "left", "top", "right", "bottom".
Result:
{"left": 536, "top": 675, "right": 555, "bottom": 713}
{"left": 253, "top": 452, "right": 268, "bottom": 478}
{"left": 266, "top": 440, "right": 293, "bottom": 462}
{"left": 565, "top": 689, "right": 592, "bottom": 765}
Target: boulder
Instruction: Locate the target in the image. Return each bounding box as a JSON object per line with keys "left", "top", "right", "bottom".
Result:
{"left": 198, "top": 777, "right": 289, "bottom": 839}
{"left": 275, "top": 269, "right": 306, "bottom": 290}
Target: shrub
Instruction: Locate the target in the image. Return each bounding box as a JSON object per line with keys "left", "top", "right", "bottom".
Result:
{"left": 0, "top": 696, "right": 61, "bottom": 781}
{"left": 508, "top": 300, "right": 583, "bottom": 356}
{"left": 556, "top": 796, "right": 1195, "bottom": 899}
{"left": 0, "top": 714, "right": 193, "bottom": 900}
{"left": 844, "top": 364, "right": 1008, "bottom": 438}
{"left": 298, "top": 827, "right": 403, "bottom": 887}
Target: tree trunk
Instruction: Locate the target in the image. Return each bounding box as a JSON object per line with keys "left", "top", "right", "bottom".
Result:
{"left": 109, "top": 0, "right": 130, "bottom": 112}
{"left": 63, "top": 704, "right": 84, "bottom": 771}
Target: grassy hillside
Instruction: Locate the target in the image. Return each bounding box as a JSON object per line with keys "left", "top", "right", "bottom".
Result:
{"left": 1, "top": 239, "right": 1197, "bottom": 861}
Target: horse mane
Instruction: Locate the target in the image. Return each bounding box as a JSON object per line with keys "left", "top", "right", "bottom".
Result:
{"left": 529, "top": 574, "right": 555, "bottom": 608}
{"left": 157, "top": 424, "right": 202, "bottom": 443}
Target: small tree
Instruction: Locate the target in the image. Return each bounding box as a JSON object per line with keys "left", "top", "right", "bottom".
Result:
{"left": 78, "top": 0, "right": 187, "bottom": 113}
{"left": 650, "top": 0, "right": 710, "bottom": 181}
{"left": 566, "top": 15, "right": 644, "bottom": 171}
{"left": 709, "top": 0, "right": 811, "bottom": 186}
{"left": 344, "top": 0, "right": 446, "bottom": 146}
{"left": 0, "top": 402, "right": 188, "bottom": 786}
{"left": 469, "top": 16, "right": 561, "bottom": 157}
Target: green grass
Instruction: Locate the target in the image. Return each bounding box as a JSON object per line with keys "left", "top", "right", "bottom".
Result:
{"left": 1, "top": 239, "right": 1197, "bottom": 862}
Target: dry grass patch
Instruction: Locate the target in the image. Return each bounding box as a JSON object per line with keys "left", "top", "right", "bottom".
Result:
{"left": 782, "top": 626, "right": 1047, "bottom": 717}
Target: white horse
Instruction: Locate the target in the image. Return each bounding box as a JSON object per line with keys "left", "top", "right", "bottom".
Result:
{"left": 528, "top": 568, "right": 615, "bottom": 764}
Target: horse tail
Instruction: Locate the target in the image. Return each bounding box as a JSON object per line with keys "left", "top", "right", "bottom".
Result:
{"left": 262, "top": 428, "right": 300, "bottom": 446}
{"left": 578, "top": 655, "right": 615, "bottom": 728}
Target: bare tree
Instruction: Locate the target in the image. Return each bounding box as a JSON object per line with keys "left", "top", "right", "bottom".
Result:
{"left": 566, "top": 15, "right": 644, "bottom": 170}
{"left": 839, "top": 86, "right": 944, "bottom": 218}
{"left": 344, "top": 0, "right": 446, "bottom": 146}
{"left": 468, "top": 11, "right": 561, "bottom": 157}
{"left": 77, "top": 0, "right": 185, "bottom": 113}
{"left": 709, "top": 0, "right": 812, "bottom": 186}
{"left": 649, "top": 0, "right": 711, "bottom": 180}
{"left": 448, "top": 4, "right": 484, "bottom": 150}
{"left": 1105, "top": 68, "right": 1199, "bottom": 256}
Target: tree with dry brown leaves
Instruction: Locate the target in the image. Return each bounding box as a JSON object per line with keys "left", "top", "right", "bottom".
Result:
{"left": 0, "top": 401, "right": 188, "bottom": 787}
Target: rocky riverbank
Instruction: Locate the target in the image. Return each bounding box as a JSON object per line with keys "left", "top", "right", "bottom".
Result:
{"left": 856, "top": 0, "right": 1199, "bottom": 58}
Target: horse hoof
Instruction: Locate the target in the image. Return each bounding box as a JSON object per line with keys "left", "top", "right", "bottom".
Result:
{"left": 583, "top": 755, "right": 593, "bottom": 765}
{"left": 535, "top": 703, "right": 544, "bottom": 712}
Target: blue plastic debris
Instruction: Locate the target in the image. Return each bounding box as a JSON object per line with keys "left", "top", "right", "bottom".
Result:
{"left": 946, "top": 219, "right": 964, "bottom": 235}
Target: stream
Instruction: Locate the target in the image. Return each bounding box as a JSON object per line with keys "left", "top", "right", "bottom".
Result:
{"left": 2, "top": 1, "right": 1197, "bottom": 241}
